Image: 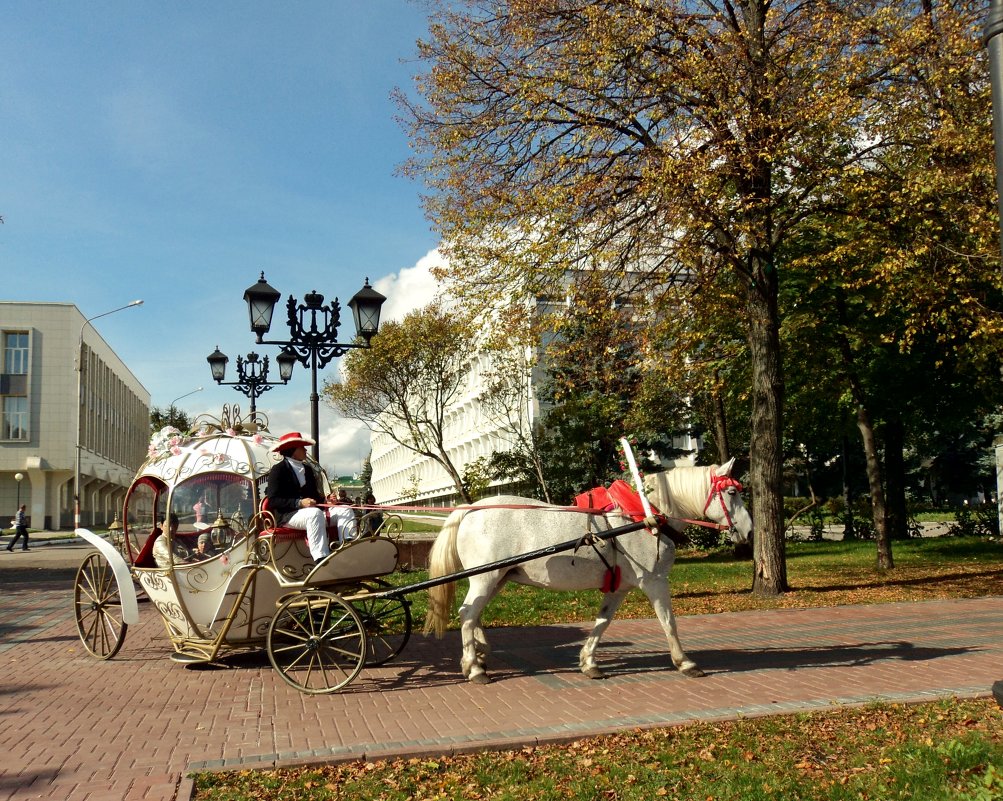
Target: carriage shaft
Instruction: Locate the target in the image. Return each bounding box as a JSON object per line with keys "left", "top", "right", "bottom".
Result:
{"left": 369, "top": 516, "right": 660, "bottom": 601}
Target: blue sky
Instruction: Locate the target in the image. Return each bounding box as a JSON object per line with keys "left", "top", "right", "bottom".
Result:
{"left": 2, "top": 1, "right": 445, "bottom": 477}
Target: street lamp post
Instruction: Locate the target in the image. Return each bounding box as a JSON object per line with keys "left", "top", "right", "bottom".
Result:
{"left": 206, "top": 348, "right": 295, "bottom": 418}
{"left": 986, "top": 0, "right": 1003, "bottom": 709}
{"left": 74, "top": 300, "right": 143, "bottom": 529}
{"left": 241, "top": 273, "right": 386, "bottom": 461}
{"left": 986, "top": 0, "right": 1003, "bottom": 258}
{"left": 14, "top": 472, "right": 23, "bottom": 510}
{"left": 167, "top": 387, "right": 203, "bottom": 428}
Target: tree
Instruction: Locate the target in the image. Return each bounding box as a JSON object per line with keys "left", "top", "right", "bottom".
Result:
{"left": 323, "top": 303, "right": 478, "bottom": 503}
{"left": 780, "top": 1, "right": 1002, "bottom": 566}
{"left": 399, "top": 0, "right": 946, "bottom": 594}
{"left": 478, "top": 344, "right": 554, "bottom": 501}
{"left": 150, "top": 406, "right": 193, "bottom": 435}
{"left": 359, "top": 452, "right": 374, "bottom": 497}
{"left": 528, "top": 274, "right": 688, "bottom": 502}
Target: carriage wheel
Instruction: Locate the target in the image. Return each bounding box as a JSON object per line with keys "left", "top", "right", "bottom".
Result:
{"left": 73, "top": 551, "right": 128, "bottom": 660}
{"left": 267, "top": 590, "right": 366, "bottom": 694}
{"left": 352, "top": 579, "right": 412, "bottom": 666}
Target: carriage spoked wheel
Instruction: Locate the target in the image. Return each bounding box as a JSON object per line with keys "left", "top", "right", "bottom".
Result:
{"left": 350, "top": 579, "right": 412, "bottom": 666}
{"left": 266, "top": 590, "right": 367, "bottom": 694}
{"left": 73, "top": 551, "right": 128, "bottom": 660}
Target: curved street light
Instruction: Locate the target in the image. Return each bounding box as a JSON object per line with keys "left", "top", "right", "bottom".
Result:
{"left": 241, "top": 273, "right": 386, "bottom": 461}
{"left": 74, "top": 300, "right": 143, "bottom": 529}
{"left": 167, "top": 386, "right": 203, "bottom": 428}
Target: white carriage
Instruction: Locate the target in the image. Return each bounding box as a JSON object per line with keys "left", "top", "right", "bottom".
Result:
{"left": 72, "top": 413, "right": 410, "bottom": 694}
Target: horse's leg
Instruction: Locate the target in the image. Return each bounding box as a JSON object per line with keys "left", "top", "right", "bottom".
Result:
{"left": 641, "top": 579, "right": 704, "bottom": 677}
{"left": 579, "top": 588, "right": 630, "bottom": 679}
{"left": 472, "top": 580, "right": 505, "bottom": 666}
{"left": 457, "top": 572, "right": 502, "bottom": 684}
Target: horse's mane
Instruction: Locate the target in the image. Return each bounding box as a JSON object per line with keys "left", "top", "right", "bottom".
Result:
{"left": 644, "top": 466, "right": 712, "bottom": 521}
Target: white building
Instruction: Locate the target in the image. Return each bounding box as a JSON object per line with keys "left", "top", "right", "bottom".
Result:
{"left": 368, "top": 292, "right": 701, "bottom": 507}
{"left": 0, "top": 303, "right": 150, "bottom": 529}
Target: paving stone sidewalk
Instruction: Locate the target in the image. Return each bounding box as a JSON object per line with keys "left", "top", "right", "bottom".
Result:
{"left": 0, "top": 545, "right": 1000, "bottom": 801}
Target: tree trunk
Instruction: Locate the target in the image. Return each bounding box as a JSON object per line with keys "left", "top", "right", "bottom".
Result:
{"left": 746, "top": 271, "right": 788, "bottom": 596}
{"left": 856, "top": 404, "right": 894, "bottom": 569}
{"left": 841, "top": 433, "right": 856, "bottom": 540}
{"left": 711, "top": 372, "right": 731, "bottom": 464}
{"left": 884, "top": 417, "right": 908, "bottom": 540}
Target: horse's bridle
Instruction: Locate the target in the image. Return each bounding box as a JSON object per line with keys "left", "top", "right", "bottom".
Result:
{"left": 703, "top": 474, "right": 744, "bottom": 530}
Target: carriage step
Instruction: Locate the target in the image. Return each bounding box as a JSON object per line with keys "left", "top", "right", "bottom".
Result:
{"left": 170, "top": 651, "right": 214, "bottom": 665}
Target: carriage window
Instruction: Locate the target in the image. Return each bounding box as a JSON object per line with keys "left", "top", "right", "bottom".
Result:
{"left": 171, "top": 472, "right": 256, "bottom": 548}
{"left": 123, "top": 479, "right": 162, "bottom": 563}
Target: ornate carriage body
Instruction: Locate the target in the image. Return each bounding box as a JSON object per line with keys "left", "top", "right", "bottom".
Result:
{"left": 73, "top": 415, "right": 408, "bottom": 694}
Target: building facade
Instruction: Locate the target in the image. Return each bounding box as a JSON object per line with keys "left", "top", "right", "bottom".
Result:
{"left": 368, "top": 312, "right": 702, "bottom": 508}
{"left": 369, "top": 349, "right": 533, "bottom": 506}
{"left": 0, "top": 303, "right": 150, "bottom": 530}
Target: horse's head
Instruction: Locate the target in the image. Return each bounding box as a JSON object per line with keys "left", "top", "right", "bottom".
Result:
{"left": 704, "top": 458, "right": 753, "bottom": 545}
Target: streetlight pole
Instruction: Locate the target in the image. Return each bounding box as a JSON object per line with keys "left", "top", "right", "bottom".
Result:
{"left": 167, "top": 387, "right": 203, "bottom": 428}
{"left": 241, "top": 273, "right": 386, "bottom": 462}
{"left": 986, "top": 0, "right": 1003, "bottom": 258}
{"left": 74, "top": 300, "right": 143, "bottom": 529}
{"left": 985, "top": 0, "right": 1003, "bottom": 710}
{"left": 206, "top": 348, "right": 295, "bottom": 419}
{"left": 14, "top": 472, "right": 23, "bottom": 509}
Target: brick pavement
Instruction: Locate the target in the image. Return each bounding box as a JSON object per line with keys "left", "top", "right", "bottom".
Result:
{"left": 0, "top": 543, "right": 1001, "bottom": 801}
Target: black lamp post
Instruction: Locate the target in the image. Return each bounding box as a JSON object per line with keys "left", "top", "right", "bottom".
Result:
{"left": 986, "top": 0, "right": 1003, "bottom": 709}
{"left": 242, "top": 272, "right": 387, "bottom": 461}
{"left": 206, "top": 348, "right": 296, "bottom": 419}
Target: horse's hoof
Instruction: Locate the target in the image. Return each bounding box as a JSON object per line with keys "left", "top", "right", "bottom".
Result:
{"left": 469, "top": 672, "right": 491, "bottom": 685}
{"left": 582, "top": 666, "right": 607, "bottom": 680}
{"left": 680, "top": 665, "right": 705, "bottom": 678}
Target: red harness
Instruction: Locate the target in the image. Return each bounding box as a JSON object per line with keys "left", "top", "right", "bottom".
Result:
{"left": 703, "top": 474, "right": 744, "bottom": 530}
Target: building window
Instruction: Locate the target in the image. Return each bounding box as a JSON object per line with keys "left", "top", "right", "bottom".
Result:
{"left": 2, "top": 396, "right": 27, "bottom": 440}
{"left": 4, "top": 332, "right": 28, "bottom": 374}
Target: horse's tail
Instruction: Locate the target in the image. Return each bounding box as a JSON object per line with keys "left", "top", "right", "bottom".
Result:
{"left": 422, "top": 507, "right": 466, "bottom": 638}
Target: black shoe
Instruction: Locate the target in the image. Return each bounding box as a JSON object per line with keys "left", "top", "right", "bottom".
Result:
{"left": 5, "top": 548, "right": 11, "bottom": 552}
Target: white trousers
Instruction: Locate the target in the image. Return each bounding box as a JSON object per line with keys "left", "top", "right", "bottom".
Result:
{"left": 285, "top": 505, "right": 358, "bottom": 561}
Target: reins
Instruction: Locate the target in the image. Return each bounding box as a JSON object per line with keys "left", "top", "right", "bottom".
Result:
{"left": 346, "top": 500, "right": 728, "bottom": 530}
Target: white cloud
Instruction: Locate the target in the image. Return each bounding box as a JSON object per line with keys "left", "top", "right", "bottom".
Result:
{"left": 373, "top": 248, "right": 447, "bottom": 323}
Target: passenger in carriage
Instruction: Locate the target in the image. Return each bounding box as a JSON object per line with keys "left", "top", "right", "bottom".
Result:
{"left": 152, "top": 513, "right": 200, "bottom": 568}
{"left": 265, "top": 432, "right": 357, "bottom": 562}
{"left": 194, "top": 532, "right": 217, "bottom": 560}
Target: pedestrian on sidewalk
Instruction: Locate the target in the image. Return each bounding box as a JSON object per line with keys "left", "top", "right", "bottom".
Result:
{"left": 7, "top": 504, "right": 29, "bottom": 551}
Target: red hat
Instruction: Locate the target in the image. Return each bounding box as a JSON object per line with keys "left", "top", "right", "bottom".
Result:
{"left": 271, "top": 431, "right": 316, "bottom": 453}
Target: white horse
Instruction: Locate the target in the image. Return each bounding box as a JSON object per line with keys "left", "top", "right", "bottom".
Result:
{"left": 424, "top": 458, "right": 753, "bottom": 684}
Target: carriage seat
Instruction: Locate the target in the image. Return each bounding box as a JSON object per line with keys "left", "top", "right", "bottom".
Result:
{"left": 257, "top": 497, "right": 341, "bottom": 544}
{"left": 133, "top": 529, "right": 162, "bottom": 569}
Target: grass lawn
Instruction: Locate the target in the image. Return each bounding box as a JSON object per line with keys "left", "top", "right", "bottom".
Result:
{"left": 195, "top": 698, "right": 1003, "bottom": 800}
{"left": 387, "top": 535, "right": 1003, "bottom": 628}
{"left": 192, "top": 536, "right": 1003, "bottom": 800}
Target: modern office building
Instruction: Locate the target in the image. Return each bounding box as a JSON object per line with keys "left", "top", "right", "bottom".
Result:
{"left": 0, "top": 303, "right": 150, "bottom": 530}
